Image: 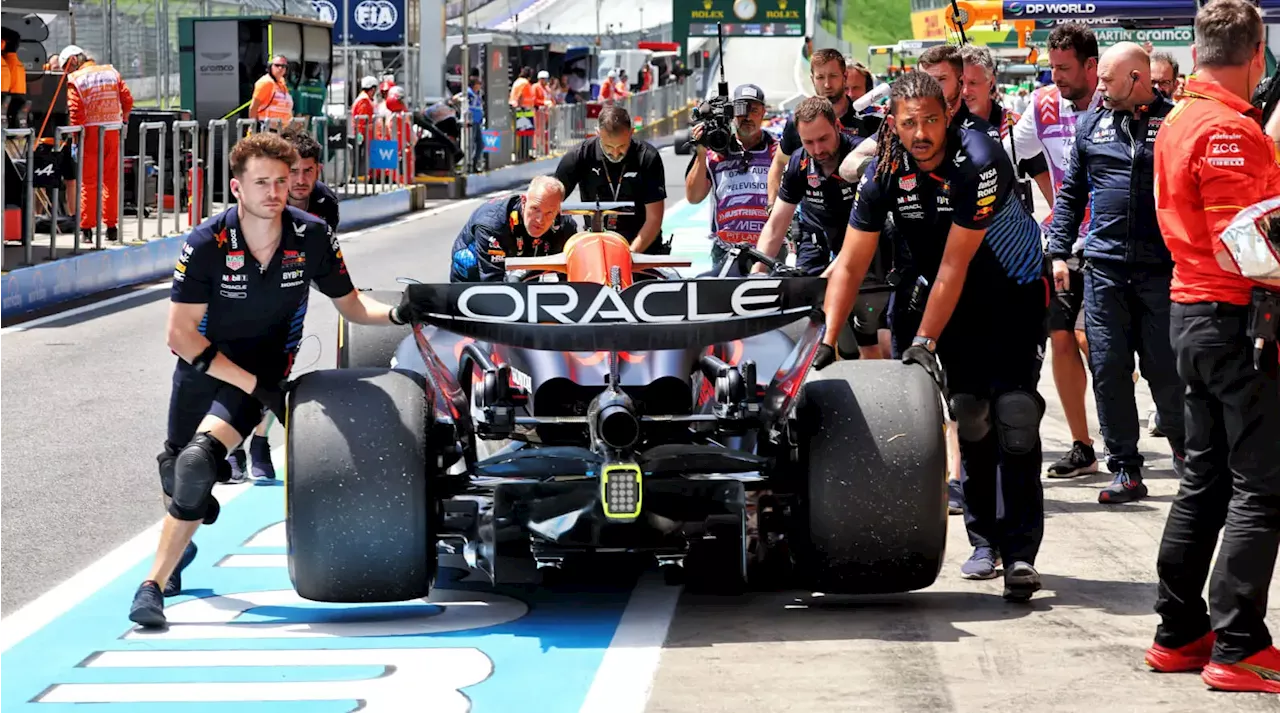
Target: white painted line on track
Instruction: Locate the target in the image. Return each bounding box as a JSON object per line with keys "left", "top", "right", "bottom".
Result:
{"left": 578, "top": 572, "right": 682, "bottom": 713}
{"left": 0, "top": 447, "right": 281, "bottom": 653}
{"left": 0, "top": 283, "right": 172, "bottom": 335}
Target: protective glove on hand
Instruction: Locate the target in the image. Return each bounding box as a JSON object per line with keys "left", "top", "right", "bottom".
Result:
{"left": 812, "top": 343, "right": 837, "bottom": 371}
{"left": 902, "top": 344, "right": 946, "bottom": 393}
{"left": 252, "top": 380, "right": 288, "bottom": 423}
{"left": 388, "top": 290, "right": 415, "bottom": 326}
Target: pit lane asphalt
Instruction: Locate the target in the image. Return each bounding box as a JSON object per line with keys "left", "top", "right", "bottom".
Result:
{"left": 6, "top": 148, "right": 1280, "bottom": 712}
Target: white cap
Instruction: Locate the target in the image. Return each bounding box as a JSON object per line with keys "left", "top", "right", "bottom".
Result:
{"left": 360, "top": 75, "right": 378, "bottom": 90}
{"left": 388, "top": 86, "right": 404, "bottom": 99}
{"left": 607, "top": 69, "right": 616, "bottom": 78}
{"left": 537, "top": 70, "right": 549, "bottom": 79}
{"left": 58, "top": 44, "right": 85, "bottom": 64}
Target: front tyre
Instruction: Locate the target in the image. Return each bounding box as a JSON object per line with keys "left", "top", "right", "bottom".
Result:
{"left": 286, "top": 368, "right": 438, "bottom": 602}
{"left": 792, "top": 360, "right": 948, "bottom": 594}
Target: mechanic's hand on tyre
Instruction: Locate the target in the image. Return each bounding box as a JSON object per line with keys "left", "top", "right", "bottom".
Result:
{"left": 902, "top": 344, "right": 946, "bottom": 393}
{"left": 252, "top": 379, "right": 288, "bottom": 423}
{"left": 1052, "top": 259, "right": 1070, "bottom": 292}
{"left": 812, "top": 343, "right": 837, "bottom": 371}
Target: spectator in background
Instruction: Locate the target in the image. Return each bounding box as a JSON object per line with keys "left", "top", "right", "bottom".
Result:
{"left": 509, "top": 66, "right": 534, "bottom": 108}
{"left": 1151, "top": 51, "right": 1179, "bottom": 99}
{"left": 60, "top": 45, "right": 132, "bottom": 244}
{"left": 600, "top": 70, "right": 618, "bottom": 102}
{"left": 249, "top": 54, "right": 293, "bottom": 124}
{"left": 2, "top": 27, "right": 27, "bottom": 125}
{"left": 351, "top": 75, "right": 378, "bottom": 175}
{"left": 533, "top": 70, "right": 555, "bottom": 107}
{"left": 454, "top": 75, "right": 485, "bottom": 173}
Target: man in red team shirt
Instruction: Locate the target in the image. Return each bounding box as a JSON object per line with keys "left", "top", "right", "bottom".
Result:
{"left": 1145, "top": 0, "right": 1280, "bottom": 693}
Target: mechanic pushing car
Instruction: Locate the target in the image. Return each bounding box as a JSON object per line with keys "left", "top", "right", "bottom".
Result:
{"left": 553, "top": 105, "right": 669, "bottom": 253}
{"left": 222, "top": 129, "right": 344, "bottom": 483}
{"left": 766, "top": 49, "right": 877, "bottom": 211}
{"left": 128, "top": 133, "right": 408, "bottom": 629}
{"left": 449, "top": 176, "right": 577, "bottom": 282}
{"left": 685, "top": 84, "right": 777, "bottom": 274}
{"left": 750, "top": 96, "right": 889, "bottom": 359}
{"left": 817, "top": 71, "right": 1049, "bottom": 599}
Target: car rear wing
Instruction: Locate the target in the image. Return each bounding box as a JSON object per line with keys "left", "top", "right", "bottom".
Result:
{"left": 404, "top": 277, "right": 826, "bottom": 352}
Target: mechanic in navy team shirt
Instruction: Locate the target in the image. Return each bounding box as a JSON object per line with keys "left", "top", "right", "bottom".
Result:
{"left": 221, "top": 128, "right": 345, "bottom": 485}
{"left": 129, "top": 133, "right": 408, "bottom": 629}
{"left": 450, "top": 176, "right": 577, "bottom": 282}
{"left": 751, "top": 96, "right": 889, "bottom": 358}
{"left": 283, "top": 129, "right": 340, "bottom": 232}
{"left": 817, "top": 72, "right": 1049, "bottom": 601}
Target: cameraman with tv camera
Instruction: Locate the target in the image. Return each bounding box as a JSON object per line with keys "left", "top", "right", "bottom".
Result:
{"left": 684, "top": 83, "right": 778, "bottom": 275}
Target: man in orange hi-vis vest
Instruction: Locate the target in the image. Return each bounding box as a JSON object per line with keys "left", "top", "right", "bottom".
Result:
{"left": 249, "top": 55, "right": 293, "bottom": 124}
{"left": 60, "top": 45, "right": 133, "bottom": 243}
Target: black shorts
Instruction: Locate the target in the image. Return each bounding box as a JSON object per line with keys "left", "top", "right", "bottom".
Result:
{"left": 166, "top": 360, "right": 269, "bottom": 450}
{"left": 852, "top": 290, "right": 891, "bottom": 346}
{"left": 1049, "top": 263, "right": 1085, "bottom": 332}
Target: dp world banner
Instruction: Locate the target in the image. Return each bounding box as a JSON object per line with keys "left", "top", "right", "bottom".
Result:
{"left": 1005, "top": 0, "right": 1280, "bottom": 19}
{"left": 311, "top": 0, "right": 405, "bottom": 44}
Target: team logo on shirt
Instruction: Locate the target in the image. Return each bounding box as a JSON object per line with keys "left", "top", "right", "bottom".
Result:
{"left": 898, "top": 173, "right": 917, "bottom": 192}
{"left": 226, "top": 250, "right": 245, "bottom": 271}
{"left": 807, "top": 172, "right": 822, "bottom": 188}
{"left": 283, "top": 250, "right": 306, "bottom": 268}
{"left": 215, "top": 229, "right": 228, "bottom": 249}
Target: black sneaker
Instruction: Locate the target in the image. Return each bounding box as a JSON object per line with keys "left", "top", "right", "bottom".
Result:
{"left": 1003, "top": 561, "right": 1042, "bottom": 602}
{"left": 1046, "top": 440, "right": 1099, "bottom": 478}
{"left": 128, "top": 581, "right": 167, "bottom": 628}
{"left": 1098, "top": 469, "right": 1148, "bottom": 504}
{"left": 163, "top": 541, "right": 198, "bottom": 597}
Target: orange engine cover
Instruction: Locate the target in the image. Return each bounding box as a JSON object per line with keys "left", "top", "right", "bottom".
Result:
{"left": 564, "top": 231, "right": 635, "bottom": 288}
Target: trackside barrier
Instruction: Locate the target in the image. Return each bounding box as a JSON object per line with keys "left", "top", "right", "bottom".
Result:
{"left": 4, "top": 128, "right": 36, "bottom": 264}
{"left": 172, "top": 121, "right": 199, "bottom": 234}
{"left": 52, "top": 125, "right": 86, "bottom": 259}
{"left": 206, "top": 119, "right": 231, "bottom": 216}
{"left": 135, "top": 121, "right": 167, "bottom": 249}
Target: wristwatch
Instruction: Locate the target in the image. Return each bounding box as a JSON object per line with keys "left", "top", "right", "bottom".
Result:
{"left": 912, "top": 335, "right": 937, "bottom": 353}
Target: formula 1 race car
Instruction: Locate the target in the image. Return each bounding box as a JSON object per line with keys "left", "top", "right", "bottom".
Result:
{"left": 283, "top": 203, "right": 947, "bottom": 603}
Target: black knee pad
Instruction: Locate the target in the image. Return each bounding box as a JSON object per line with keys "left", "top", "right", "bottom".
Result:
{"left": 168, "top": 432, "right": 228, "bottom": 523}
{"left": 156, "top": 443, "right": 179, "bottom": 498}
{"left": 949, "top": 394, "right": 991, "bottom": 443}
{"left": 994, "top": 391, "right": 1044, "bottom": 456}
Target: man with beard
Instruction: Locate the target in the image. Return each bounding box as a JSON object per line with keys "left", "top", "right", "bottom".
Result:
{"left": 129, "top": 133, "right": 406, "bottom": 627}
{"left": 819, "top": 71, "right": 1049, "bottom": 594}
{"left": 686, "top": 84, "right": 778, "bottom": 274}
{"left": 221, "top": 129, "right": 343, "bottom": 484}
{"left": 767, "top": 49, "right": 877, "bottom": 213}
{"left": 554, "top": 104, "right": 668, "bottom": 253}
{"left": 750, "top": 97, "right": 888, "bottom": 356}
{"left": 1007, "top": 22, "right": 1104, "bottom": 480}
{"left": 1046, "top": 42, "right": 1184, "bottom": 504}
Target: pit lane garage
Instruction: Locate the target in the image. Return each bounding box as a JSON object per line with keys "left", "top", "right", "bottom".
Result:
{"left": 282, "top": 204, "right": 947, "bottom": 603}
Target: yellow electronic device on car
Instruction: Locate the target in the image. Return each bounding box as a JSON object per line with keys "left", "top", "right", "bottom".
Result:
{"left": 601, "top": 463, "right": 643, "bottom": 520}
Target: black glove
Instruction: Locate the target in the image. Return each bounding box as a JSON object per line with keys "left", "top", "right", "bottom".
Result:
{"left": 902, "top": 344, "right": 946, "bottom": 393}
{"left": 252, "top": 380, "right": 288, "bottom": 423}
{"left": 812, "top": 343, "right": 837, "bottom": 371}
{"left": 388, "top": 290, "right": 414, "bottom": 326}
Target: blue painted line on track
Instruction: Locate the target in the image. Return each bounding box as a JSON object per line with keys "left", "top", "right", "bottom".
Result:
{"left": 1, "top": 484, "right": 634, "bottom": 712}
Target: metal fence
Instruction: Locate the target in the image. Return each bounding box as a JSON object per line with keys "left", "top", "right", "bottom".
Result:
{"left": 2, "top": 112, "right": 417, "bottom": 266}
{"left": 44, "top": 0, "right": 322, "bottom": 108}
{"left": 480, "top": 79, "right": 696, "bottom": 168}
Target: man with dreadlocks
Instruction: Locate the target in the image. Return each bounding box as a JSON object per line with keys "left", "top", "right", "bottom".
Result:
{"left": 816, "top": 71, "right": 1050, "bottom": 601}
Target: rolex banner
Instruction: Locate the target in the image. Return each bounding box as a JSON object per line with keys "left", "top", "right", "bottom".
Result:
{"left": 673, "top": 0, "right": 806, "bottom": 38}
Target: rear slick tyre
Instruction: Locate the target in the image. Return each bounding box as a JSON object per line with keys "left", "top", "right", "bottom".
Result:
{"left": 286, "top": 368, "right": 438, "bottom": 602}
{"left": 337, "top": 289, "right": 412, "bottom": 369}
{"left": 793, "top": 359, "right": 948, "bottom": 594}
